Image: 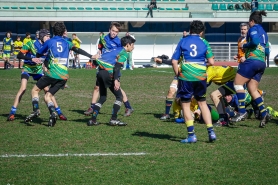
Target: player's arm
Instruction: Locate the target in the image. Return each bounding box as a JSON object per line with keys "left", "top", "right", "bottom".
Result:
{"left": 204, "top": 39, "right": 214, "bottom": 66}
{"left": 114, "top": 53, "right": 127, "bottom": 80}
{"left": 172, "top": 41, "right": 182, "bottom": 76}
{"left": 243, "top": 28, "right": 260, "bottom": 48}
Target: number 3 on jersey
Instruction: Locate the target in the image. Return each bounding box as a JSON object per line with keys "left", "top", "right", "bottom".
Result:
{"left": 190, "top": 44, "right": 197, "bottom": 57}
{"left": 57, "top": 42, "right": 63, "bottom": 52}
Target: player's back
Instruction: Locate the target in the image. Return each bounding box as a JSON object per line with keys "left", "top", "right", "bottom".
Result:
{"left": 45, "top": 36, "right": 70, "bottom": 64}
{"left": 207, "top": 66, "right": 236, "bottom": 85}
{"left": 180, "top": 35, "right": 209, "bottom": 65}
{"left": 97, "top": 47, "right": 125, "bottom": 72}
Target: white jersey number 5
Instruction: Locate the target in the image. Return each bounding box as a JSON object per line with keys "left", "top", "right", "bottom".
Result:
{"left": 190, "top": 44, "right": 197, "bottom": 57}
{"left": 57, "top": 42, "right": 63, "bottom": 52}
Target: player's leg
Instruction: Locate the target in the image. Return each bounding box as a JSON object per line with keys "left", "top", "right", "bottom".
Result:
{"left": 232, "top": 60, "right": 260, "bottom": 122}
{"left": 7, "top": 72, "right": 29, "bottom": 121}
{"left": 87, "top": 71, "right": 108, "bottom": 126}
{"left": 160, "top": 78, "right": 178, "bottom": 120}
{"left": 195, "top": 80, "right": 216, "bottom": 142}
{"left": 248, "top": 78, "right": 271, "bottom": 128}
{"left": 3, "top": 54, "right": 8, "bottom": 69}
{"left": 173, "top": 98, "right": 184, "bottom": 123}
{"left": 77, "top": 54, "right": 81, "bottom": 69}
{"left": 44, "top": 78, "right": 67, "bottom": 127}
{"left": 121, "top": 88, "right": 134, "bottom": 116}
{"left": 43, "top": 86, "right": 67, "bottom": 121}
{"left": 12, "top": 55, "right": 16, "bottom": 68}
{"left": 25, "top": 76, "right": 48, "bottom": 123}
{"left": 108, "top": 86, "right": 126, "bottom": 126}
{"left": 84, "top": 78, "right": 100, "bottom": 115}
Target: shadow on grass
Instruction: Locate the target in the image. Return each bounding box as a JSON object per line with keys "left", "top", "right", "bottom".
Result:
{"left": 269, "top": 118, "right": 278, "bottom": 125}
{"left": 143, "top": 112, "right": 171, "bottom": 119}
{"left": 132, "top": 131, "right": 181, "bottom": 142}
{"left": 69, "top": 109, "right": 106, "bottom": 116}
{"left": 19, "top": 117, "right": 44, "bottom": 126}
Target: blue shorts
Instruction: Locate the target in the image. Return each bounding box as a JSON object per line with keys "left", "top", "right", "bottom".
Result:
{"left": 237, "top": 59, "right": 266, "bottom": 82}
{"left": 21, "top": 71, "right": 43, "bottom": 81}
{"left": 176, "top": 79, "right": 207, "bottom": 101}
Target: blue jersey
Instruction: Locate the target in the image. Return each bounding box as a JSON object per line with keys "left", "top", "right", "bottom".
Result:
{"left": 244, "top": 24, "right": 268, "bottom": 62}
{"left": 38, "top": 36, "right": 74, "bottom": 80}
{"left": 99, "top": 34, "right": 121, "bottom": 54}
{"left": 172, "top": 35, "right": 213, "bottom": 81}
{"left": 172, "top": 35, "right": 213, "bottom": 66}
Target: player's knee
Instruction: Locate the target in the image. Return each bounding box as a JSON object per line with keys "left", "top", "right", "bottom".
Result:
{"left": 99, "top": 96, "right": 107, "bottom": 104}
{"left": 167, "top": 87, "right": 177, "bottom": 98}
{"left": 234, "top": 85, "right": 244, "bottom": 91}
{"left": 94, "top": 86, "right": 99, "bottom": 91}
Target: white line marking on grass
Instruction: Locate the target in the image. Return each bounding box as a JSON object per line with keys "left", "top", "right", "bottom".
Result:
{"left": 151, "top": 70, "right": 173, "bottom": 74}
{"left": 0, "top": 152, "right": 147, "bottom": 158}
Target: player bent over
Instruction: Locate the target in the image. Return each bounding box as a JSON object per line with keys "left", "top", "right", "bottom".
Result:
{"left": 87, "top": 35, "right": 136, "bottom": 126}
{"left": 25, "top": 22, "right": 98, "bottom": 127}
{"left": 172, "top": 20, "right": 216, "bottom": 143}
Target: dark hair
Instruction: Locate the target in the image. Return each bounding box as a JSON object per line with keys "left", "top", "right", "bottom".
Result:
{"left": 249, "top": 10, "right": 267, "bottom": 24}
{"left": 53, "top": 22, "right": 66, "bottom": 36}
{"left": 110, "top": 22, "right": 121, "bottom": 31}
{"left": 72, "top": 33, "right": 76, "bottom": 36}
{"left": 121, "top": 35, "right": 136, "bottom": 47}
{"left": 39, "top": 29, "right": 50, "bottom": 41}
{"left": 6, "top": 31, "right": 11, "bottom": 37}
{"left": 17, "top": 36, "right": 21, "bottom": 39}
{"left": 26, "top": 32, "right": 30, "bottom": 36}
{"left": 189, "top": 20, "right": 205, "bottom": 34}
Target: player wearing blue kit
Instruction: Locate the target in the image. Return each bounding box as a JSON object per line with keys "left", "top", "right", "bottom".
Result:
{"left": 25, "top": 22, "right": 98, "bottom": 127}
{"left": 84, "top": 22, "right": 134, "bottom": 117}
{"left": 172, "top": 20, "right": 216, "bottom": 143}
{"left": 232, "top": 11, "right": 271, "bottom": 128}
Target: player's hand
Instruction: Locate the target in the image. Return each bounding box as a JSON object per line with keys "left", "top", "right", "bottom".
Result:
{"left": 92, "top": 54, "right": 100, "bottom": 59}
{"left": 233, "top": 55, "right": 238, "bottom": 60}
{"left": 154, "top": 57, "right": 162, "bottom": 64}
{"left": 240, "top": 43, "right": 245, "bottom": 48}
{"left": 32, "top": 58, "right": 42, "bottom": 64}
{"left": 114, "top": 80, "right": 120, "bottom": 91}
{"left": 240, "top": 56, "right": 246, "bottom": 63}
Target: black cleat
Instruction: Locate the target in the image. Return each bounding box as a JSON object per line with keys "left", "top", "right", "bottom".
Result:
{"left": 259, "top": 112, "right": 271, "bottom": 128}
{"left": 48, "top": 112, "right": 58, "bottom": 127}
{"left": 87, "top": 119, "right": 100, "bottom": 126}
{"left": 108, "top": 119, "right": 127, "bottom": 126}
{"left": 25, "top": 110, "right": 40, "bottom": 123}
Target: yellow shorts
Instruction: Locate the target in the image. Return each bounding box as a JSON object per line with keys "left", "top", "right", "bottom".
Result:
{"left": 3, "top": 53, "right": 11, "bottom": 58}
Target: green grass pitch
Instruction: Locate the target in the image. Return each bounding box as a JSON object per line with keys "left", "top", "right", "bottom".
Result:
{"left": 0, "top": 68, "right": 278, "bottom": 184}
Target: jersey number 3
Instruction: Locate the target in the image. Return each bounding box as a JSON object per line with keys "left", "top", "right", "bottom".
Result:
{"left": 57, "top": 42, "right": 63, "bottom": 52}
{"left": 190, "top": 44, "right": 197, "bottom": 57}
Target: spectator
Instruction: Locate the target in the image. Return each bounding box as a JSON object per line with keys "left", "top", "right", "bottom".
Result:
{"left": 72, "top": 33, "right": 82, "bottom": 69}
{"left": 146, "top": 0, "right": 157, "bottom": 18}
{"left": 3, "top": 31, "right": 13, "bottom": 69}
{"left": 13, "top": 36, "right": 23, "bottom": 69}
{"left": 23, "top": 32, "right": 31, "bottom": 45}
{"left": 251, "top": 0, "right": 258, "bottom": 13}
{"left": 265, "top": 41, "right": 271, "bottom": 67}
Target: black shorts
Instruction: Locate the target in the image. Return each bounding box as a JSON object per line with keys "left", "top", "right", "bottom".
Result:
{"left": 36, "top": 75, "right": 67, "bottom": 95}
{"left": 97, "top": 70, "right": 113, "bottom": 88}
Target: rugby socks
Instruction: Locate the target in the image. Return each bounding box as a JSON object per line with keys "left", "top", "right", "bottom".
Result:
{"left": 206, "top": 123, "right": 214, "bottom": 134}
{"left": 90, "top": 103, "right": 95, "bottom": 109}
{"left": 165, "top": 98, "right": 174, "bottom": 115}
{"left": 254, "top": 97, "right": 267, "bottom": 118}
{"left": 55, "top": 106, "right": 62, "bottom": 115}
{"left": 47, "top": 102, "right": 56, "bottom": 114}
{"left": 111, "top": 100, "right": 121, "bottom": 120}
{"left": 186, "top": 120, "right": 195, "bottom": 137}
{"left": 123, "top": 100, "right": 132, "bottom": 109}
{"left": 9, "top": 106, "right": 17, "bottom": 115}
{"left": 91, "top": 103, "right": 101, "bottom": 121}
{"left": 32, "top": 97, "right": 39, "bottom": 111}
{"left": 236, "top": 92, "right": 246, "bottom": 114}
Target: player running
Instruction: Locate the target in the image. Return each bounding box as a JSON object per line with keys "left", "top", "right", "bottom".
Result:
{"left": 172, "top": 20, "right": 216, "bottom": 143}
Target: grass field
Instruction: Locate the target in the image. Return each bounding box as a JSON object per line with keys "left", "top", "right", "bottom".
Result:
{"left": 1, "top": 68, "right": 278, "bottom": 185}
